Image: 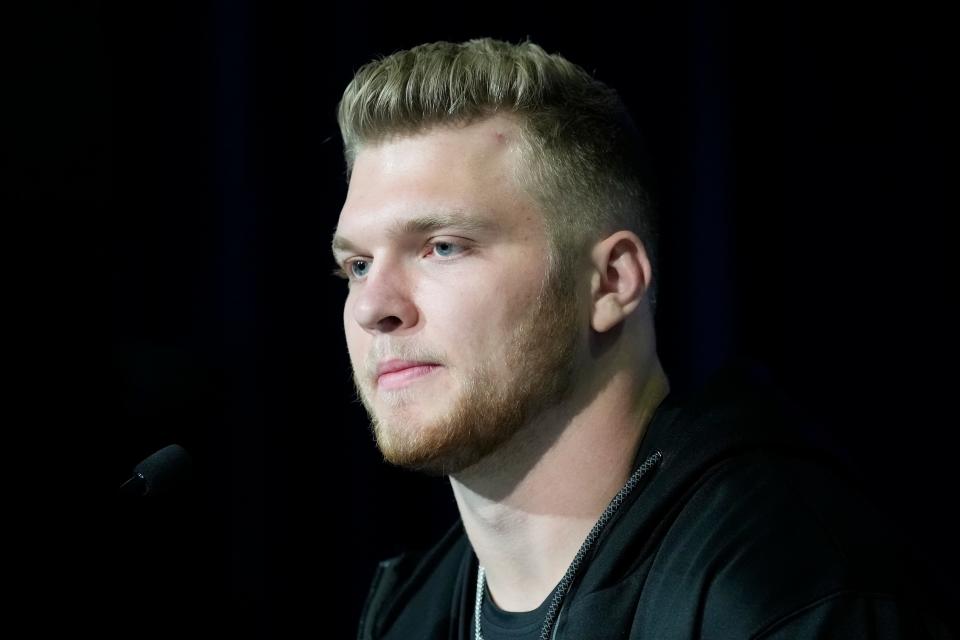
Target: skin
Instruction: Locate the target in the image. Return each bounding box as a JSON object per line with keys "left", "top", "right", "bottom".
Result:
{"left": 333, "top": 113, "right": 669, "bottom": 612}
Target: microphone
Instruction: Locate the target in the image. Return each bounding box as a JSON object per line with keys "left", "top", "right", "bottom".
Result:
{"left": 119, "top": 444, "right": 192, "bottom": 496}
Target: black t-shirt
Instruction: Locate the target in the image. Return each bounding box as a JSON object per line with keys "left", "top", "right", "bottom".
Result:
{"left": 470, "top": 582, "right": 559, "bottom": 640}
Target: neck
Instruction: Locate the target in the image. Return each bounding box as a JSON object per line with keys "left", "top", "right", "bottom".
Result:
{"left": 449, "top": 360, "right": 669, "bottom": 612}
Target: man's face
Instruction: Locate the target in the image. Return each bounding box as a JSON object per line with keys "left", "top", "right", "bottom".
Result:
{"left": 333, "top": 115, "right": 583, "bottom": 475}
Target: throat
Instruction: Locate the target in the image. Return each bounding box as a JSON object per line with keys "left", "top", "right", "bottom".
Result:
{"left": 474, "top": 565, "right": 557, "bottom": 640}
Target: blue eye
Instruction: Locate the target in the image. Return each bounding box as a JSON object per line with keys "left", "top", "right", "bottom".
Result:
{"left": 432, "top": 241, "right": 462, "bottom": 257}
{"left": 349, "top": 260, "right": 370, "bottom": 278}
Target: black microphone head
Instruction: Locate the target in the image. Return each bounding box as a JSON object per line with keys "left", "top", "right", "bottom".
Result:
{"left": 133, "top": 444, "right": 192, "bottom": 496}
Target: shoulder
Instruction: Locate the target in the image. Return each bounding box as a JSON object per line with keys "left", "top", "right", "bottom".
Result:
{"left": 359, "top": 520, "right": 473, "bottom": 640}
{"left": 663, "top": 452, "right": 938, "bottom": 637}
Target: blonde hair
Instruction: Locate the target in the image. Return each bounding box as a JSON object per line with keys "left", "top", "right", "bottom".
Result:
{"left": 337, "top": 38, "right": 658, "bottom": 308}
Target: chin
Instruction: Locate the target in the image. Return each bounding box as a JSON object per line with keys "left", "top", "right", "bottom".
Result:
{"left": 372, "top": 414, "right": 488, "bottom": 476}
{"left": 381, "top": 444, "right": 487, "bottom": 477}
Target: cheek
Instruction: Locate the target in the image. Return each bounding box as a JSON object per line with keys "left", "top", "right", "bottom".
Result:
{"left": 343, "top": 300, "right": 366, "bottom": 361}
{"left": 342, "top": 297, "right": 352, "bottom": 333}
{"left": 433, "top": 269, "right": 543, "bottom": 354}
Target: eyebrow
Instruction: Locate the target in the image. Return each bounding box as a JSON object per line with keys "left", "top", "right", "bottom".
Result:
{"left": 331, "top": 211, "right": 499, "bottom": 258}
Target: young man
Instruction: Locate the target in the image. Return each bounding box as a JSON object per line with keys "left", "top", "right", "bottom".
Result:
{"left": 332, "top": 39, "right": 951, "bottom": 639}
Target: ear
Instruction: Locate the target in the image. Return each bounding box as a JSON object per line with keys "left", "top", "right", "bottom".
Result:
{"left": 589, "top": 231, "right": 653, "bottom": 333}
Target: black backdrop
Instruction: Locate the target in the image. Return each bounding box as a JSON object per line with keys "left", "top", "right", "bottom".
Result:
{"left": 11, "top": 1, "right": 955, "bottom": 637}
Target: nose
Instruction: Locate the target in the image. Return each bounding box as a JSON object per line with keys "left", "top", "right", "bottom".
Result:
{"left": 350, "top": 264, "right": 420, "bottom": 334}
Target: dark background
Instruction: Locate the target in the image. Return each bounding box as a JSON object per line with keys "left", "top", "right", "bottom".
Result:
{"left": 9, "top": 1, "right": 955, "bottom": 637}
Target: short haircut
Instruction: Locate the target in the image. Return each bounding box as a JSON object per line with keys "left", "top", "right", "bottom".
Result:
{"left": 337, "top": 38, "right": 659, "bottom": 309}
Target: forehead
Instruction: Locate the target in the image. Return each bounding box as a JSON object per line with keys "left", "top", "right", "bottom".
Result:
{"left": 334, "top": 115, "right": 542, "bottom": 248}
{"left": 357, "top": 114, "right": 523, "bottom": 184}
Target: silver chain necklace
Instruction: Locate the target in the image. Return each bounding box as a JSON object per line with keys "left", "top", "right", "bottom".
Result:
{"left": 473, "top": 450, "right": 663, "bottom": 640}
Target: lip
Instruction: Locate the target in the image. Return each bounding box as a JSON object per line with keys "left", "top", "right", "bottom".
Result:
{"left": 376, "top": 360, "right": 441, "bottom": 390}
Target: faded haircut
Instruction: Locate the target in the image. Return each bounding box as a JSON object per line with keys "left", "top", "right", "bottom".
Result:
{"left": 337, "top": 38, "right": 659, "bottom": 310}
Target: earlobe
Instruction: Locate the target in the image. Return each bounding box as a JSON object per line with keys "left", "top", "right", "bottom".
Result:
{"left": 592, "top": 297, "right": 625, "bottom": 333}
